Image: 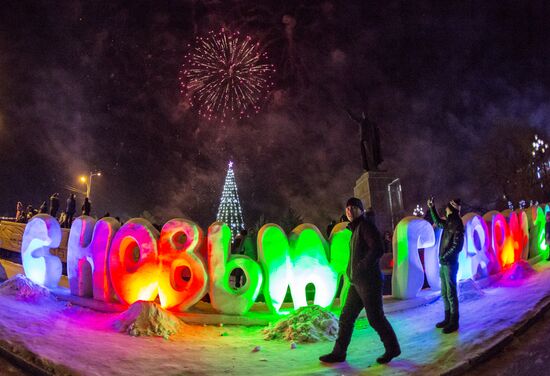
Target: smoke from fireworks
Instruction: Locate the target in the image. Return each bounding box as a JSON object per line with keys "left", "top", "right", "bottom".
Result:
{"left": 180, "top": 29, "right": 275, "bottom": 121}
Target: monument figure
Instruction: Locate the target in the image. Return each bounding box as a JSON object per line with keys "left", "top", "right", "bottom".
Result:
{"left": 346, "top": 109, "right": 383, "bottom": 171}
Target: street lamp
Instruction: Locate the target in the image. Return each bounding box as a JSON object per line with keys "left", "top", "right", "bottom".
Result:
{"left": 79, "top": 171, "right": 101, "bottom": 200}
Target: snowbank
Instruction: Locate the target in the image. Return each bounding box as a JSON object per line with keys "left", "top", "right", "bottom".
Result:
{"left": 112, "top": 301, "right": 183, "bottom": 338}
{"left": 262, "top": 305, "right": 338, "bottom": 343}
{"left": 0, "top": 274, "right": 55, "bottom": 302}
{"left": 459, "top": 278, "right": 485, "bottom": 302}
{"left": 501, "top": 260, "right": 536, "bottom": 282}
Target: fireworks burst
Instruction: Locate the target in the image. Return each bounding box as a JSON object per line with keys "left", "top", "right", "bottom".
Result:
{"left": 180, "top": 29, "right": 275, "bottom": 121}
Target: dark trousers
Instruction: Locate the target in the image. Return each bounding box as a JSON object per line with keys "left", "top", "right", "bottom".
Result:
{"left": 334, "top": 281, "right": 400, "bottom": 355}
{"left": 439, "top": 263, "right": 459, "bottom": 315}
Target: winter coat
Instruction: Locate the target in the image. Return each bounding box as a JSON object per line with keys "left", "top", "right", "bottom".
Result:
{"left": 66, "top": 197, "right": 76, "bottom": 215}
{"left": 346, "top": 213, "right": 384, "bottom": 284}
{"left": 82, "top": 200, "right": 91, "bottom": 216}
{"left": 430, "top": 207, "right": 464, "bottom": 265}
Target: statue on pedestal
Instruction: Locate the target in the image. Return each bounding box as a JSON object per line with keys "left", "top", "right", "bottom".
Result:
{"left": 346, "top": 109, "right": 383, "bottom": 171}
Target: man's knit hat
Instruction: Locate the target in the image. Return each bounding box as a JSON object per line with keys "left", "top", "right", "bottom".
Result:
{"left": 346, "top": 197, "right": 364, "bottom": 211}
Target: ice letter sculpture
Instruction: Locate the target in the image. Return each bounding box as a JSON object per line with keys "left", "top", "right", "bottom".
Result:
{"left": 509, "top": 211, "right": 529, "bottom": 262}
{"left": 287, "top": 224, "right": 338, "bottom": 309}
{"left": 158, "top": 219, "right": 208, "bottom": 310}
{"left": 423, "top": 227, "right": 442, "bottom": 290}
{"left": 207, "top": 222, "right": 263, "bottom": 315}
{"left": 258, "top": 224, "right": 291, "bottom": 314}
{"left": 68, "top": 217, "right": 120, "bottom": 301}
{"left": 459, "top": 214, "right": 490, "bottom": 280}
{"left": 109, "top": 219, "right": 160, "bottom": 305}
{"left": 67, "top": 216, "right": 97, "bottom": 296}
{"left": 21, "top": 214, "right": 62, "bottom": 288}
{"left": 490, "top": 213, "right": 513, "bottom": 268}
{"left": 392, "top": 217, "right": 435, "bottom": 299}
{"left": 328, "top": 222, "right": 352, "bottom": 306}
{"left": 526, "top": 206, "right": 547, "bottom": 258}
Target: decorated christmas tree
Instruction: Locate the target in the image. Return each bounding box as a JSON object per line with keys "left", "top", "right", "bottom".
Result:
{"left": 216, "top": 161, "right": 245, "bottom": 240}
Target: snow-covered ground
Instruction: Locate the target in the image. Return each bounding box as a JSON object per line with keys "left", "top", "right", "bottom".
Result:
{"left": 1, "top": 261, "right": 550, "bottom": 376}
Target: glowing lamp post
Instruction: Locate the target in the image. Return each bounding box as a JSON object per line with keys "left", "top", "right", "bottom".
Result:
{"left": 80, "top": 171, "right": 101, "bottom": 200}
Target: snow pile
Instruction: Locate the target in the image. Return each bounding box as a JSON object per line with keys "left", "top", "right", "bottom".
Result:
{"left": 113, "top": 301, "right": 183, "bottom": 338}
{"left": 0, "top": 274, "right": 54, "bottom": 302}
{"left": 262, "top": 305, "right": 338, "bottom": 343}
{"left": 501, "top": 260, "right": 536, "bottom": 281}
{"left": 459, "top": 278, "right": 485, "bottom": 302}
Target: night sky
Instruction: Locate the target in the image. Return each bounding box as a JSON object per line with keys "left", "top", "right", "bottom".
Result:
{"left": 0, "top": 1, "right": 548, "bottom": 229}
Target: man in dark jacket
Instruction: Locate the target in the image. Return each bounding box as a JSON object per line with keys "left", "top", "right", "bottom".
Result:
{"left": 427, "top": 197, "right": 464, "bottom": 334}
{"left": 82, "top": 197, "right": 91, "bottom": 216}
{"left": 66, "top": 194, "right": 76, "bottom": 228}
{"left": 320, "top": 197, "right": 400, "bottom": 364}
{"left": 49, "top": 193, "right": 60, "bottom": 218}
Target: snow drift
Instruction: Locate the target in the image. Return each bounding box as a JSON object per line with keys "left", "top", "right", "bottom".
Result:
{"left": 112, "top": 301, "right": 183, "bottom": 338}
{"left": 262, "top": 305, "right": 338, "bottom": 343}
{"left": 0, "top": 273, "right": 55, "bottom": 302}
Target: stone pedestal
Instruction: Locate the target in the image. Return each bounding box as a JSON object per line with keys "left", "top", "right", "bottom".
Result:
{"left": 353, "top": 171, "right": 404, "bottom": 233}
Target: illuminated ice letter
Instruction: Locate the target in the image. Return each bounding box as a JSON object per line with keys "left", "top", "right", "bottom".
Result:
{"left": 392, "top": 217, "right": 435, "bottom": 299}
{"left": 67, "top": 216, "right": 97, "bottom": 297}
{"left": 288, "top": 224, "right": 338, "bottom": 309}
{"left": 482, "top": 211, "right": 501, "bottom": 274}
{"left": 91, "top": 218, "right": 121, "bottom": 302}
{"left": 423, "top": 227, "right": 442, "bottom": 290}
{"left": 459, "top": 214, "right": 490, "bottom": 280}
{"left": 526, "top": 206, "right": 547, "bottom": 258}
{"left": 491, "top": 213, "right": 514, "bottom": 268}
{"left": 158, "top": 219, "right": 208, "bottom": 311}
{"left": 258, "top": 224, "right": 291, "bottom": 314}
{"left": 509, "top": 211, "right": 529, "bottom": 261}
{"left": 21, "top": 214, "right": 62, "bottom": 288}
{"left": 68, "top": 217, "right": 120, "bottom": 301}
{"left": 328, "top": 222, "right": 352, "bottom": 307}
{"left": 109, "top": 218, "right": 160, "bottom": 305}
{"left": 207, "top": 222, "right": 262, "bottom": 315}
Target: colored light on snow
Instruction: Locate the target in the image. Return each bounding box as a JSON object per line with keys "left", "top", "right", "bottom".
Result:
{"left": 157, "top": 219, "right": 208, "bottom": 310}
{"left": 108, "top": 219, "right": 160, "bottom": 305}
{"left": 207, "top": 222, "right": 263, "bottom": 315}
{"left": 21, "top": 214, "right": 63, "bottom": 288}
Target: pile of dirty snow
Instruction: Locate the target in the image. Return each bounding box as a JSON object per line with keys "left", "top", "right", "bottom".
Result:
{"left": 459, "top": 278, "right": 485, "bottom": 302}
{"left": 498, "top": 260, "right": 536, "bottom": 285}
{"left": 263, "top": 305, "right": 338, "bottom": 343}
{"left": 113, "top": 301, "right": 183, "bottom": 338}
{"left": 0, "top": 274, "right": 54, "bottom": 302}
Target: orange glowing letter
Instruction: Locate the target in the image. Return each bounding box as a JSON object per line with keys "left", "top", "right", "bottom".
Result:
{"left": 158, "top": 219, "right": 208, "bottom": 310}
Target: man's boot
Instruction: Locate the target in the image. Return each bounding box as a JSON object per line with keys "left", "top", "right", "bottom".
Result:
{"left": 376, "top": 331, "right": 401, "bottom": 364}
{"left": 442, "top": 312, "right": 459, "bottom": 334}
{"left": 319, "top": 352, "right": 346, "bottom": 363}
{"left": 435, "top": 310, "right": 450, "bottom": 329}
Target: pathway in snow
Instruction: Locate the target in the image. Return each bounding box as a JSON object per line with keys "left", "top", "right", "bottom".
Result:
{"left": 1, "top": 262, "right": 550, "bottom": 375}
